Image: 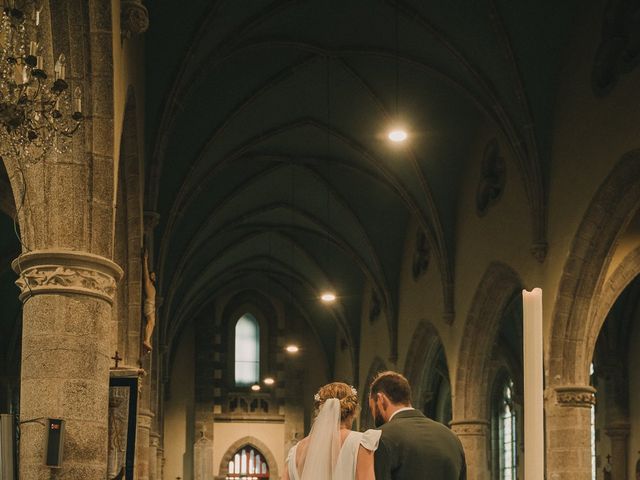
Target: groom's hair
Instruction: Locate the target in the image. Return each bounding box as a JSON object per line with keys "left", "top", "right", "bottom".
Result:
{"left": 369, "top": 371, "right": 412, "bottom": 406}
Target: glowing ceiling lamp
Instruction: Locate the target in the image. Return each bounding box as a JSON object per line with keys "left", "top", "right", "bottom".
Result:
{"left": 388, "top": 129, "right": 408, "bottom": 142}
{"left": 320, "top": 291, "right": 337, "bottom": 303}
{"left": 285, "top": 344, "right": 299, "bottom": 353}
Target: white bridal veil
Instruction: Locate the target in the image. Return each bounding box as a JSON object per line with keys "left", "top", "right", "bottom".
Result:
{"left": 299, "top": 398, "right": 341, "bottom": 480}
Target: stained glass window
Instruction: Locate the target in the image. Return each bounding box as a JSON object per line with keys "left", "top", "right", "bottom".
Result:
{"left": 499, "top": 380, "right": 517, "bottom": 480}
{"left": 226, "top": 446, "right": 269, "bottom": 479}
{"left": 235, "top": 314, "right": 260, "bottom": 386}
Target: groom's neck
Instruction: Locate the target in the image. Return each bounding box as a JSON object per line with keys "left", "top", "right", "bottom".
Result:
{"left": 385, "top": 403, "right": 412, "bottom": 422}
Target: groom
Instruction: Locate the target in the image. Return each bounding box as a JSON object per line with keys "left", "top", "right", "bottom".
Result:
{"left": 369, "top": 371, "right": 467, "bottom": 480}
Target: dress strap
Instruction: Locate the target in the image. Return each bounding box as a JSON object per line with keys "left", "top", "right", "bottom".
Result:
{"left": 287, "top": 444, "right": 299, "bottom": 480}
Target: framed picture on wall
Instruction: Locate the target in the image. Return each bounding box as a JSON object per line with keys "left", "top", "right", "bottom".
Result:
{"left": 108, "top": 376, "right": 139, "bottom": 480}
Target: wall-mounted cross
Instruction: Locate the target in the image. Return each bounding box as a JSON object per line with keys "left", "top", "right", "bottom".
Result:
{"left": 606, "top": 454, "right": 612, "bottom": 464}
{"left": 111, "top": 351, "right": 123, "bottom": 369}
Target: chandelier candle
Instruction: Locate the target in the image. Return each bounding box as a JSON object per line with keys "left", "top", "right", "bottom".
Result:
{"left": 0, "top": 2, "right": 83, "bottom": 165}
{"left": 522, "top": 288, "right": 544, "bottom": 479}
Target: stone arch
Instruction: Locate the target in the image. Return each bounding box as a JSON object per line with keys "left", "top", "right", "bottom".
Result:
{"left": 218, "top": 436, "right": 280, "bottom": 479}
{"left": 454, "top": 262, "right": 522, "bottom": 421}
{"left": 359, "top": 356, "right": 387, "bottom": 429}
{"left": 403, "top": 320, "right": 451, "bottom": 419}
{"left": 548, "top": 151, "right": 640, "bottom": 387}
{"left": 589, "top": 246, "right": 640, "bottom": 358}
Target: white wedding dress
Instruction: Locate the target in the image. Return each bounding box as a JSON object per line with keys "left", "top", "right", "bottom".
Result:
{"left": 286, "top": 399, "right": 381, "bottom": 480}
{"left": 287, "top": 430, "right": 381, "bottom": 479}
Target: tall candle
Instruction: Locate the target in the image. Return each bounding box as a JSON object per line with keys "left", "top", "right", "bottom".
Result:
{"left": 523, "top": 288, "right": 544, "bottom": 480}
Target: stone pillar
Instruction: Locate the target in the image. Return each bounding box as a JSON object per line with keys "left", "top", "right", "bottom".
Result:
{"left": 605, "top": 423, "right": 630, "bottom": 480}
{"left": 149, "top": 432, "right": 160, "bottom": 480}
{"left": 136, "top": 409, "right": 154, "bottom": 480}
{"left": 13, "top": 250, "right": 122, "bottom": 480}
{"left": 546, "top": 385, "right": 596, "bottom": 480}
{"left": 157, "top": 447, "right": 165, "bottom": 480}
{"left": 450, "top": 419, "right": 489, "bottom": 480}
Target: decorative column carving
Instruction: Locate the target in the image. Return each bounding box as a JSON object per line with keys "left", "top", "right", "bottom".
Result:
{"left": 546, "top": 385, "right": 596, "bottom": 480}
{"left": 121, "top": 0, "right": 149, "bottom": 39}
{"left": 13, "top": 250, "right": 122, "bottom": 480}
{"left": 450, "top": 419, "right": 490, "bottom": 480}
{"left": 13, "top": 250, "right": 121, "bottom": 303}
{"left": 555, "top": 385, "right": 596, "bottom": 407}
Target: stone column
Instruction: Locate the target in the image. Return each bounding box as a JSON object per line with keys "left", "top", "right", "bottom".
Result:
{"left": 157, "top": 446, "right": 165, "bottom": 480}
{"left": 605, "top": 423, "right": 630, "bottom": 480}
{"left": 13, "top": 250, "right": 122, "bottom": 480}
{"left": 450, "top": 419, "right": 490, "bottom": 480}
{"left": 546, "top": 385, "right": 596, "bottom": 480}
{"left": 149, "top": 432, "right": 160, "bottom": 480}
{"left": 136, "top": 409, "right": 154, "bottom": 480}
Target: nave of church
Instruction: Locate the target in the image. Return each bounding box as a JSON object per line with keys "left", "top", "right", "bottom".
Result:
{"left": 0, "top": 1, "right": 639, "bottom": 479}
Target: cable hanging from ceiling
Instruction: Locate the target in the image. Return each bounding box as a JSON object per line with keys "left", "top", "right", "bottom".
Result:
{"left": 388, "top": 0, "right": 408, "bottom": 143}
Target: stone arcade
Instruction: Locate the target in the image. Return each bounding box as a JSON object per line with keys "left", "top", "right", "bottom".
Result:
{"left": 0, "top": 1, "right": 639, "bottom": 479}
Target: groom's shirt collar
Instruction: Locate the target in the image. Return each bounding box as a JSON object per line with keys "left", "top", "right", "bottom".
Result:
{"left": 388, "top": 406, "right": 414, "bottom": 422}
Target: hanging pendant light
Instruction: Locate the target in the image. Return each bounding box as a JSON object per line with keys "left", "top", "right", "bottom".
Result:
{"left": 0, "top": 1, "right": 83, "bottom": 165}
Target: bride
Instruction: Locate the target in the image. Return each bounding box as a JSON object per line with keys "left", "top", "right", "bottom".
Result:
{"left": 284, "top": 382, "right": 381, "bottom": 480}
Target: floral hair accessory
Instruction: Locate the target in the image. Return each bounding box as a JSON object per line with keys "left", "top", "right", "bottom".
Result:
{"left": 314, "top": 393, "right": 320, "bottom": 402}
{"left": 350, "top": 386, "right": 358, "bottom": 396}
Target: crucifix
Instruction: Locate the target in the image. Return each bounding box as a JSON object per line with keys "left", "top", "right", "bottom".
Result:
{"left": 606, "top": 454, "right": 612, "bottom": 464}
{"left": 111, "top": 351, "right": 123, "bottom": 369}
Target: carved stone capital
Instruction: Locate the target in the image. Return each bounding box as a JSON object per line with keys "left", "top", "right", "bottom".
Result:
{"left": 12, "top": 250, "right": 123, "bottom": 304}
{"left": 450, "top": 419, "right": 489, "bottom": 436}
{"left": 530, "top": 242, "right": 548, "bottom": 263}
{"left": 143, "top": 210, "right": 161, "bottom": 233}
{"left": 121, "top": 0, "right": 149, "bottom": 39}
{"left": 555, "top": 385, "right": 596, "bottom": 407}
{"left": 605, "top": 423, "right": 630, "bottom": 438}
{"left": 138, "top": 408, "right": 154, "bottom": 429}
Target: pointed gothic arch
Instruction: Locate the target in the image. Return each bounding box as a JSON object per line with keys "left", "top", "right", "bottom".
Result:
{"left": 218, "top": 436, "right": 279, "bottom": 479}
{"left": 548, "top": 150, "right": 640, "bottom": 387}
{"left": 359, "top": 356, "right": 387, "bottom": 429}
{"left": 404, "top": 320, "right": 452, "bottom": 424}
{"left": 454, "top": 262, "right": 523, "bottom": 421}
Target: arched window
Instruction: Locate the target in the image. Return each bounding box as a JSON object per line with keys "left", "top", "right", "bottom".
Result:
{"left": 235, "top": 314, "right": 260, "bottom": 386}
{"left": 226, "top": 445, "right": 269, "bottom": 479}
{"left": 498, "top": 379, "right": 517, "bottom": 480}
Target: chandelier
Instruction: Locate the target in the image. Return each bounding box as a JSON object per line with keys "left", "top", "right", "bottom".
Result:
{"left": 0, "top": 1, "right": 83, "bottom": 166}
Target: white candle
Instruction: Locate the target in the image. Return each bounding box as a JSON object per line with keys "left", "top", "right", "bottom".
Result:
{"left": 523, "top": 288, "right": 544, "bottom": 480}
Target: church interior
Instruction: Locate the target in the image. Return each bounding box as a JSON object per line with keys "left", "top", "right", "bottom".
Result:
{"left": 0, "top": 0, "right": 639, "bottom": 479}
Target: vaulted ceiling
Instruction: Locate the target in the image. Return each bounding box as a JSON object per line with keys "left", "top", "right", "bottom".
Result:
{"left": 144, "top": 0, "right": 581, "bottom": 368}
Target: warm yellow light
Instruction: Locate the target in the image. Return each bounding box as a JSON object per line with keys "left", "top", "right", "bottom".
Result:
{"left": 251, "top": 383, "right": 261, "bottom": 391}
{"left": 285, "top": 344, "right": 299, "bottom": 353}
{"left": 320, "top": 292, "right": 337, "bottom": 303}
{"left": 388, "top": 129, "right": 408, "bottom": 142}
{"left": 263, "top": 377, "right": 275, "bottom": 385}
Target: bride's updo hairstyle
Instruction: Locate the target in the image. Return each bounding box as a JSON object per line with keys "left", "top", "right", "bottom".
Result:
{"left": 313, "top": 382, "right": 359, "bottom": 422}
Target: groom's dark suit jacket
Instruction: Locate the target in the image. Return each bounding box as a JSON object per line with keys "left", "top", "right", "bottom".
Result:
{"left": 374, "top": 409, "right": 466, "bottom": 480}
